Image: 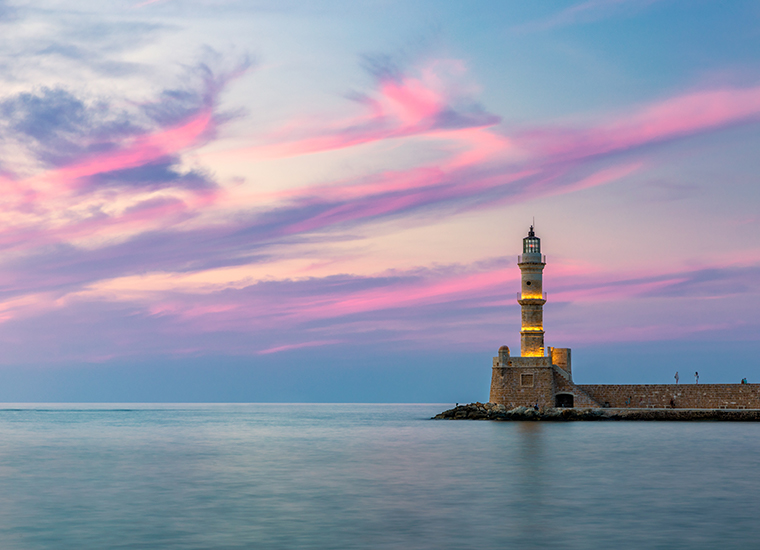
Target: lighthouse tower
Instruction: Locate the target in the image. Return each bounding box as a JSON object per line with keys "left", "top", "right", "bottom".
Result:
{"left": 518, "top": 226, "right": 546, "bottom": 357}
{"left": 489, "top": 224, "right": 581, "bottom": 409}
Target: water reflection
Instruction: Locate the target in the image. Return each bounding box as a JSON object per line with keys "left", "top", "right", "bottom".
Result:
{"left": 512, "top": 422, "right": 554, "bottom": 549}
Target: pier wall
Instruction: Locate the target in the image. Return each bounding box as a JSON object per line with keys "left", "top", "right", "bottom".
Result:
{"left": 578, "top": 384, "right": 760, "bottom": 409}
{"left": 490, "top": 362, "right": 760, "bottom": 409}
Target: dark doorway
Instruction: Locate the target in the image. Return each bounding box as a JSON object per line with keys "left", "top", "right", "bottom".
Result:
{"left": 555, "top": 393, "right": 574, "bottom": 408}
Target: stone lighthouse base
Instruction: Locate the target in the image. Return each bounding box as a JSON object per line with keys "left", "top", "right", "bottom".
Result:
{"left": 489, "top": 345, "right": 760, "bottom": 410}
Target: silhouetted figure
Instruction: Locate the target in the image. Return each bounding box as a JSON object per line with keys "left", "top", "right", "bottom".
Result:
{"left": 695, "top": 371, "right": 699, "bottom": 384}
{"left": 675, "top": 371, "right": 679, "bottom": 384}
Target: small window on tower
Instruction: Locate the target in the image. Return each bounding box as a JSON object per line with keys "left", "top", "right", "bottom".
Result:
{"left": 521, "top": 373, "right": 534, "bottom": 387}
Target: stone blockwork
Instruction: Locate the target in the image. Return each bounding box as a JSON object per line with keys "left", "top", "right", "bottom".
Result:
{"left": 490, "top": 345, "right": 605, "bottom": 409}
{"left": 491, "top": 364, "right": 760, "bottom": 410}
{"left": 552, "top": 371, "right": 600, "bottom": 408}
{"left": 489, "top": 348, "right": 760, "bottom": 410}
{"left": 578, "top": 384, "right": 760, "bottom": 409}
{"left": 550, "top": 347, "right": 571, "bottom": 376}
{"left": 490, "top": 363, "right": 555, "bottom": 409}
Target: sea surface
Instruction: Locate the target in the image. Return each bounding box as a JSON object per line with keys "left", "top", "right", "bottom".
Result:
{"left": 0, "top": 403, "right": 758, "bottom": 550}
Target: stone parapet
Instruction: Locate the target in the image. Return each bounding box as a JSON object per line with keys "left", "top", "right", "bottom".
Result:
{"left": 508, "top": 356, "right": 552, "bottom": 368}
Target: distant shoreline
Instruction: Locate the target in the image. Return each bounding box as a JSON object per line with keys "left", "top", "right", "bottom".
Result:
{"left": 433, "top": 403, "right": 760, "bottom": 421}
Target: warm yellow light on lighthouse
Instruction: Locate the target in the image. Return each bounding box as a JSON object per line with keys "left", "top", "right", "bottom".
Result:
{"left": 518, "top": 225, "right": 546, "bottom": 357}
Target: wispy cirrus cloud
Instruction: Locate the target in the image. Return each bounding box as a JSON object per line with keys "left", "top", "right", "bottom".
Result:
{"left": 3, "top": 60, "right": 760, "bottom": 286}
{"left": 519, "top": 85, "right": 760, "bottom": 163}
{"left": 1, "top": 254, "right": 758, "bottom": 363}
{"left": 1, "top": 42, "right": 760, "bottom": 362}
{"left": 221, "top": 56, "right": 501, "bottom": 161}
{"left": 8, "top": 52, "right": 757, "bottom": 285}
{"left": 0, "top": 57, "right": 251, "bottom": 258}
{"left": 511, "top": 0, "right": 663, "bottom": 33}
{"left": 202, "top": 76, "right": 760, "bottom": 254}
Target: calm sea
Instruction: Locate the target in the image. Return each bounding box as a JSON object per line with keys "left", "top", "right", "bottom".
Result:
{"left": 0, "top": 403, "right": 758, "bottom": 549}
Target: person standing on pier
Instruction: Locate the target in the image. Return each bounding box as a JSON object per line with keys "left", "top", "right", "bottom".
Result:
{"left": 695, "top": 372, "right": 699, "bottom": 384}
{"left": 675, "top": 372, "right": 679, "bottom": 384}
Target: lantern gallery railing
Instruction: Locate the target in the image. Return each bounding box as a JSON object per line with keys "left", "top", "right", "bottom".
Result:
{"left": 517, "top": 254, "right": 546, "bottom": 264}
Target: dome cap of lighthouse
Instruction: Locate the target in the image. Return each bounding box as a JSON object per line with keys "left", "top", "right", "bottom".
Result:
{"left": 498, "top": 345, "right": 510, "bottom": 354}
{"left": 523, "top": 225, "right": 540, "bottom": 254}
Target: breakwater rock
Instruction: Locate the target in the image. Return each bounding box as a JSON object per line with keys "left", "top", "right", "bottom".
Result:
{"left": 433, "top": 402, "right": 760, "bottom": 421}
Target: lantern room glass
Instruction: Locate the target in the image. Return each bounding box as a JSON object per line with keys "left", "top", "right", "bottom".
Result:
{"left": 523, "top": 238, "right": 540, "bottom": 254}
{"left": 522, "top": 225, "right": 541, "bottom": 255}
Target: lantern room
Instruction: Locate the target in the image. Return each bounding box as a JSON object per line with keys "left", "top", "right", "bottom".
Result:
{"left": 523, "top": 225, "right": 540, "bottom": 254}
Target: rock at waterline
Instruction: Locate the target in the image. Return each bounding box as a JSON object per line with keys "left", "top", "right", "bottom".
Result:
{"left": 433, "top": 403, "right": 760, "bottom": 421}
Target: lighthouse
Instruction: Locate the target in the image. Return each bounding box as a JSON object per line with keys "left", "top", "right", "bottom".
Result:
{"left": 490, "top": 224, "right": 578, "bottom": 408}
{"left": 518, "top": 226, "right": 546, "bottom": 357}
{"left": 486, "top": 225, "right": 760, "bottom": 411}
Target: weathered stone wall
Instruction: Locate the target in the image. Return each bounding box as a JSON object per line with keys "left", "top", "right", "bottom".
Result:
{"left": 490, "top": 361, "right": 556, "bottom": 409}
{"left": 490, "top": 362, "right": 760, "bottom": 410}
{"left": 578, "top": 384, "right": 760, "bottom": 409}
{"left": 549, "top": 347, "right": 571, "bottom": 376}
{"left": 519, "top": 264, "right": 544, "bottom": 297}
{"left": 491, "top": 356, "right": 601, "bottom": 409}
{"left": 489, "top": 346, "right": 760, "bottom": 410}
{"left": 553, "top": 373, "right": 600, "bottom": 408}
{"left": 519, "top": 301, "right": 544, "bottom": 331}
{"left": 518, "top": 255, "right": 545, "bottom": 357}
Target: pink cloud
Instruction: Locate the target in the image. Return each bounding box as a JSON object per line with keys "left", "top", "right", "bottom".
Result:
{"left": 3, "top": 73, "right": 758, "bottom": 275}
{"left": 83, "top": 260, "right": 760, "bottom": 355}
{"left": 293, "top": 268, "right": 515, "bottom": 320}
{"left": 524, "top": 85, "right": 760, "bottom": 164}
{"left": 6, "top": 76, "right": 757, "bottom": 309}
{"left": 257, "top": 340, "right": 343, "bottom": 355}
{"left": 2, "top": 55, "right": 760, "bottom": 362}
{"left": 379, "top": 76, "right": 445, "bottom": 127}
{"left": 210, "top": 61, "right": 501, "bottom": 162}
{"left": 552, "top": 276, "right": 691, "bottom": 304}
{"left": 550, "top": 321, "right": 737, "bottom": 345}
{"left": 33, "top": 108, "right": 215, "bottom": 192}
{"left": 204, "top": 80, "right": 760, "bottom": 253}
{"left": 0, "top": 63, "right": 246, "bottom": 257}
{"left": 0, "top": 251, "right": 758, "bottom": 362}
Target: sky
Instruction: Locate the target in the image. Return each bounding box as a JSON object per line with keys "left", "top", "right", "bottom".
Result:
{"left": 0, "top": 0, "right": 758, "bottom": 402}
